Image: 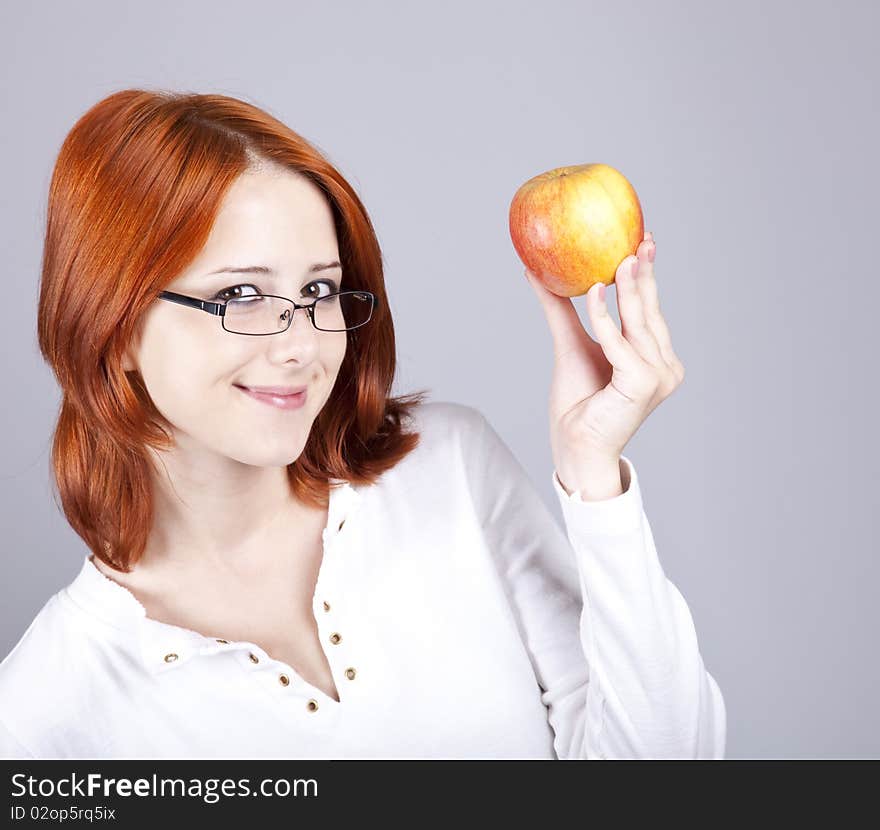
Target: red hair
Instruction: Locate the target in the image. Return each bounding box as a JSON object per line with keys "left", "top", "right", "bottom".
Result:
{"left": 37, "top": 88, "right": 430, "bottom": 573}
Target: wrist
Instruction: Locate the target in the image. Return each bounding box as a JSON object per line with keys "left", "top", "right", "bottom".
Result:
{"left": 557, "top": 456, "right": 624, "bottom": 501}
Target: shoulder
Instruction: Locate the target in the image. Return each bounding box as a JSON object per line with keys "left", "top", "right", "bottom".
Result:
{"left": 0, "top": 590, "right": 108, "bottom": 756}
{"left": 394, "top": 400, "right": 492, "bottom": 474}
{"left": 407, "top": 400, "right": 488, "bottom": 448}
{"left": 0, "top": 594, "right": 69, "bottom": 757}
{"left": 368, "top": 400, "right": 491, "bottom": 493}
{"left": 0, "top": 593, "right": 71, "bottom": 698}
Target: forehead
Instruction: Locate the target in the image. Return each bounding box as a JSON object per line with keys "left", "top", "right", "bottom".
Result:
{"left": 198, "top": 168, "right": 339, "bottom": 266}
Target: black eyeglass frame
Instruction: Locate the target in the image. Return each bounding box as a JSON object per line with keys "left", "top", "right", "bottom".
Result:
{"left": 156, "top": 289, "right": 380, "bottom": 336}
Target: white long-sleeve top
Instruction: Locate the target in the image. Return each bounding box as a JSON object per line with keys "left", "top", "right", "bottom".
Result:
{"left": 0, "top": 401, "right": 725, "bottom": 760}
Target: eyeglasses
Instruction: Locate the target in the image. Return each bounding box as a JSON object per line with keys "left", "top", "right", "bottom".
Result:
{"left": 156, "top": 289, "right": 380, "bottom": 336}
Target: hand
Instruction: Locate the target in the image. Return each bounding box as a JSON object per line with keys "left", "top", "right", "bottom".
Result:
{"left": 524, "top": 232, "right": 685, "bottom": 492}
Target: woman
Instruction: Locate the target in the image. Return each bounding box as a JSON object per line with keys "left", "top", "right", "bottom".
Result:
{"left": 0, "top": 89, "right": 725, "bottom": 760}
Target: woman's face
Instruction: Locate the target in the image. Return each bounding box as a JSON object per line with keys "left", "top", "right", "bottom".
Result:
{"left": 123, "top": 166, "right": 348, "bottom": 471}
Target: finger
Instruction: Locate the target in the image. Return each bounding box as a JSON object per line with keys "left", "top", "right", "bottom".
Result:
{"left": 524, "top": 268, "right": 604, "bottom": 360}
{"left": 587, "top": 279, "right": 648, "bottom": 378}
{"left": 615, "top": 252, "right": 666, "bottom": 368}
{"left": 634, "top": 231, "right": 679, "bottom": 368}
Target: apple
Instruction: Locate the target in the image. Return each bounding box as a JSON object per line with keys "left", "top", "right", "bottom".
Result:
{"left": 508, "top": 163, "right": 644, "bottom": 297}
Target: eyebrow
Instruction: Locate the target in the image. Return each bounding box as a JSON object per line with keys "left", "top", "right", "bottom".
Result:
{"left": 205, "top": 261, "right": 342, "bottom": 277}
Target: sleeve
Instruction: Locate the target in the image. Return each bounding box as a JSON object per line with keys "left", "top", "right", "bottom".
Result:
{"left": 465, "top": 409, "right": 726, "bottom": 760}
{"left": 0, "top": 718, "right": 36, "bottom": 760}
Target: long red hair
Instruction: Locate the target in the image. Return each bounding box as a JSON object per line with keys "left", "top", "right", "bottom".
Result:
{"left": 37, "top": 88, "right": 430, "bottom": 573}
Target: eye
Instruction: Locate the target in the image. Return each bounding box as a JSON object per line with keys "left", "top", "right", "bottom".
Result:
{"left": 211, "top": 283, "right": 261, "bottom": 302}
{"left": 302, "top": 278, "right": 339, "bottom": 299}
{"left": 211, "top": 279, "right": 340, "bottom": 303}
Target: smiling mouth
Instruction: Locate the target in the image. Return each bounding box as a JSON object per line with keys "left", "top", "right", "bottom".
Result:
{"left": 235, "top": 384, "right": 309, "bottom": 411}
{"left": 234, "top": 384, "right": 307, "bottom": 396}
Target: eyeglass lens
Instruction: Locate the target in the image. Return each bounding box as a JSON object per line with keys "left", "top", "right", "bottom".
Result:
{"left": 222, "top": 292, "right": 374, "bottom": 335}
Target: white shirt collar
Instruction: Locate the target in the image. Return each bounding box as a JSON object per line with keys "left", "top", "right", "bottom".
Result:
{"left": 63, "top": 478, "right": 364, "bottom": 676}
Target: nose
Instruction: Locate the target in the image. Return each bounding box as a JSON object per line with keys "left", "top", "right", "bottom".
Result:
{"left": 280, "top": 301, "right": 315, "bottom": 333}
{"left": 277, "top": 302, "right": 326, "bottom": 345}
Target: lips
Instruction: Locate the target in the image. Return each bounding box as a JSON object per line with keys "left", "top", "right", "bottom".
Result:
{"left": 236, "top": 384, "right": 308, "bottom": 411}
{"left": 235, "top": 384, "right": 307, "bottom": 396}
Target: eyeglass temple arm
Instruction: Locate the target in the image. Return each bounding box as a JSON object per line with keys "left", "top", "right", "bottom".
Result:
{"left": 158, "top": 291, "right": 224, "bottom": 315}
{"left": 158, "top": 289, "right": 380, "bottom": 315}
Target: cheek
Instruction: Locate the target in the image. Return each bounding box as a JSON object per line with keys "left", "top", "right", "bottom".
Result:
{"left": 319, "top": 333, "right": 347, "bottom": 378}
{"left": 331, "top": 334, "right": 348, "bottom": 370}
{"left": 136, "top": 325, "right": 225, "bottom": 421}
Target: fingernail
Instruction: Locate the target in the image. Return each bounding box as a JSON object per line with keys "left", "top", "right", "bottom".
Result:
{"left": 647, "top": 243, "right": 655, "bottom": 263}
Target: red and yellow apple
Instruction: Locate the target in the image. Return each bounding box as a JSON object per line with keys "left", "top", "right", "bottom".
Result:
{"left": 508, "top": 163, "right": 644, "bottom": 297}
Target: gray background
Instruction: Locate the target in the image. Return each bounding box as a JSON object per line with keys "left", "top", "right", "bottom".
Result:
{"left": 1, "top": 0, "right": 877, "bottom": 759}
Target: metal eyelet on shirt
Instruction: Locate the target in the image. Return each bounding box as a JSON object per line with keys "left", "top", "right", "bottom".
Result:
{"left": 248, "top": 652, "right": 259, "bottom": 663}
{"left": 164, "top": 653, "right": 178, "bottom": 663}
{"left": 322, "top": 601, "right": 331, "bottom": 612}
{"left": 306, "top": 699, "right": 319, "bottom": 712}
{"left": 344, "top": 667, "right": 356, "bottom": 680}
{"left": 279, "top": 674, "right": 289, "bottom": 686}
{"left": 329, "top": 632, "right": 342, "bottom": 645}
